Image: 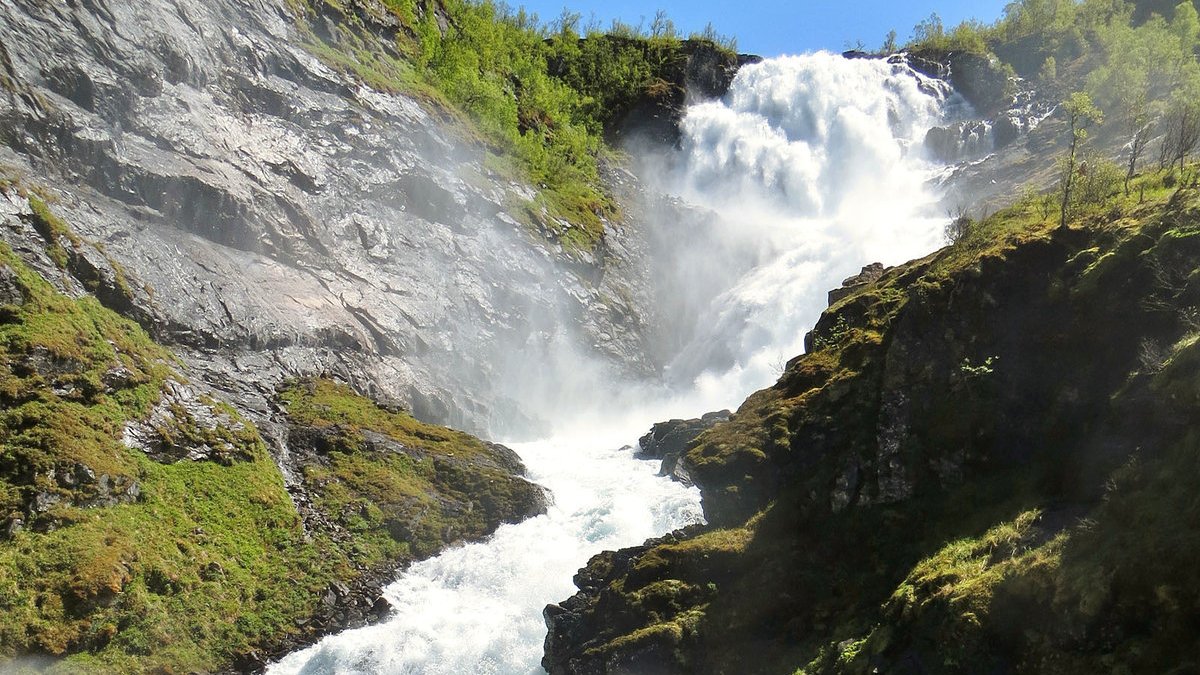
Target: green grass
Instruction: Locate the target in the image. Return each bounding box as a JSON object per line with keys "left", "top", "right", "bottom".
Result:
{"left": 0, "top": 230, "right": 345, "bottom": 671}
{"left": 289, "top": 0, "right": 736, "bottom": 255}
{"left": 0, "top": 197, "right": 542, "bottom": 672}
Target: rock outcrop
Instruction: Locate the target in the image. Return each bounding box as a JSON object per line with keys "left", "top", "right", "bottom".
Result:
{"left": 636, "top": 410, "right": 731, "bottom": 485}
{"left": 543, "top": 186, "right": 1200, "bottom": 673}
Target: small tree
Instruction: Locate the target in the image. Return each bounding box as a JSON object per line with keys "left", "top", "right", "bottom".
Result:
{"left": 1059, "top": 92, "right": 1103, "bottom": 227}
{"left": 882, "top": 29, "right": 898, "bottom": 54}
{"left": 912, "top": 12, "right": 946, "bottom": 49}
{"left": 1162, "top": 95, "right": 1200, "bottom": 174}
{"left": 944, "top": 205, "right": 972, "bottom": 244}
{"left": 650, "top": 10, "right": 676, "bottom": 39}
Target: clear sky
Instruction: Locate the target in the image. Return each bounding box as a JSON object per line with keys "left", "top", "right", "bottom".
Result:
{"left": 509, "top": 1, "right": 1012, "bottom": 57}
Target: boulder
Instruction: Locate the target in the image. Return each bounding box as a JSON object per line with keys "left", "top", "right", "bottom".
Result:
{"left": 636, "top": 410, "right": 731, "bottom": 485}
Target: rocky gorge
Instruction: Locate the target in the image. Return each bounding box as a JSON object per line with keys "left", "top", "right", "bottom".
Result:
{"left": 2, "top": 0, "right": 1199, "bottom": 672}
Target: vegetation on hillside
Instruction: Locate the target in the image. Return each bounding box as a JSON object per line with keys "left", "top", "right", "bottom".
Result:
{"left": 291, "top": 0, "right": 737, "bottom": 253}
{"left": 903, "top": 1, "right": 1200, "bottom": 184}
{"left": 546, "top": 162, "right": 1200, "bottom": 674}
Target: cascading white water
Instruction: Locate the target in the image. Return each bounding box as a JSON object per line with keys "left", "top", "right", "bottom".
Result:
{"left": 663, "top": 52, "right": 951, "bottom": 399}
{"left": 271, "top": 51, "right": 954, "bottom": 675}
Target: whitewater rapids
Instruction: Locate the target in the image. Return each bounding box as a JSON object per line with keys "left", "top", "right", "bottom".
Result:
{"left": 272, "top": 51, "right": 959, "bottom": 674}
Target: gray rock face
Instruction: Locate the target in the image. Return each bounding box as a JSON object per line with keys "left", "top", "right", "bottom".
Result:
{"left": 0, "top": 0, "right": 665, "bottom": 441}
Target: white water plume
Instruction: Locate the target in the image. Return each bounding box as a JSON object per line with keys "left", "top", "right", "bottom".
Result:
{"left": 271, "top": 431, "right": 703, "bottom": 675}
{"left": 273, "top": 51, "right": 956, "bottom": 675}
{"left": 657, "top": 51, "right": 952, "bottom": 399}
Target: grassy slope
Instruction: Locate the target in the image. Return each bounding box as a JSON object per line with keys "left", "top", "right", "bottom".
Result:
{"left": 0, "top": 191, "right": 541, "bottom": 672}
{"left": 554, "top": 169, "right": 1200, "bottom": 674}
{"left": 290, "top": 0, "right": 736, "bottom": 255}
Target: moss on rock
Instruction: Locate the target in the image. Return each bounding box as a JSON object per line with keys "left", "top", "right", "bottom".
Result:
{"left": 546, "top": 177, "right": 1200, "bottom": 674}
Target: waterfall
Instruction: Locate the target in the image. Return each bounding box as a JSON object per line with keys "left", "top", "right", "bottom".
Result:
{"left": 659, "top": 52, "right": 950, "bottom": 400}
{"left": 271, "top": 51, "right": 953, "bottom": 675}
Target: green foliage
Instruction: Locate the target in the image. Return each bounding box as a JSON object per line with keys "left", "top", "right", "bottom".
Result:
{"left": 0, "top": 197, "right": 539, "bottom": 672}
{"left": 908, "top": 12, "right": 996, "bottom": 53}
{"left": 0, "top": 233, "right": 344, "bottom": 672}
{"left": 1059, "top": 91, "right": 1105, "bottom": 225}
{"left": 1071, "top": 153, "right": 1124, "bottom": 209}
{"left": 278, "top": 377, "right": 542, "bottom": 560}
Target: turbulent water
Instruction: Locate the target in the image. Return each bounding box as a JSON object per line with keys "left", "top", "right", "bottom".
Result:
{"left": 272, "top": 423, "right": 703, "bottom": 675}
{"left": 272, "top": 51, "right": 956, "bottom": 674}
{"left": 663, "top": 52, "right": 951, "bottom": 399}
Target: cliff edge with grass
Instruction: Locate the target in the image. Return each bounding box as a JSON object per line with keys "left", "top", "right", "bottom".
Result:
{"left": 544, "top": 170, "right": 1200, "bottom": 674}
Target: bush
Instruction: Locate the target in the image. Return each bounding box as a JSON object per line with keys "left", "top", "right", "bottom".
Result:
{"left": 1072, "top": 155, "right": 1124, "bottom": 212}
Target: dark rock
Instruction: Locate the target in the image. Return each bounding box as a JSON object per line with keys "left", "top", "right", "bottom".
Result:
{"left": 200, "top": 562, "right": 225, "bottom": 581}
{"left": 924, "top": 121, "right": 993, "bottom": 163}
{"left": 992, "top": 115, "right": 1022, "bottom": 149}
{"left": 368, "top": 595, "right": 391, "bottom": 619}
{"left": 828, "top": 263, "right": 886, "bottom": 305}
{"left": 542, "top": 525, "right": 706, "bottom": 675}
{"left": 594, "top": 37, "right": 761, "bottom": 148}
{"left": 637, "top": 410, "right": 730, "bottom": 485}
{"left": 908, "top": 49, "right": 1014, "bottom": 116}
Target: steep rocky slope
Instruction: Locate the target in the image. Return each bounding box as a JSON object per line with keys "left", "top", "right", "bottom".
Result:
{"left": 544, "top": 178, "right": 1200, "bottom": 674}
{"left": 0, "top": 0, "right": 672, "bottom": 438}
{"left": 0, "top": 190, "right": 545, "bottom": 672}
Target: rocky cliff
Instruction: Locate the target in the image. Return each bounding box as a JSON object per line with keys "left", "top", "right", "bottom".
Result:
{"left": 543, "top": 177, "right": 1200, "bottom": 673}
{"left": 0, "top": 0, "right": 667, "bottom": 440}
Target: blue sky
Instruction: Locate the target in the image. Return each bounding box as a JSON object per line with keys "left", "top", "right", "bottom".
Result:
{"left": 510, "top": 1, "right": 1011, "bottom": 56}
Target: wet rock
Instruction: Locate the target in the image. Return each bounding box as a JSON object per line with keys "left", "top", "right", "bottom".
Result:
{"left": 0, "top": 0, "right": 669, "bottom": 449}
{"left": 32, "top": 491, "right": 60, "bottom": 513}
{"left": 0, "top": 264, "right": 25, "bottom": 306}
{"left": 908, "top": 49, "right": 1013, "bottom": 116}
{"left": 992, "top": 115, "right": 1022, "bottom": 149}
{"left": 924, "top": 121, "right": 993, "bottom": 163}
{"left": 542, "top": 525, "right": 705, "bottom": 675}
{"left": 637, "top": 410, "right": 731, "bottom": 485}
{"left": 123, "top": 380, "right": 254, "bottom": 464}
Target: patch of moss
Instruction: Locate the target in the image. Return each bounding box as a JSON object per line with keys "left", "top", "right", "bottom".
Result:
{"left": 26, "top": 195, "right": 80, "bottom": 270}
{"left": 0, "top": 240, "right": 354, "bottom": 672}
{"left": 279, "top": 377, "right": 543, "bottom": 560}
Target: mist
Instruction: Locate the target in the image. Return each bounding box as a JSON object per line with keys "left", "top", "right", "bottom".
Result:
{"left": 490, "top": 51, "right": 959, "bottom": 442}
